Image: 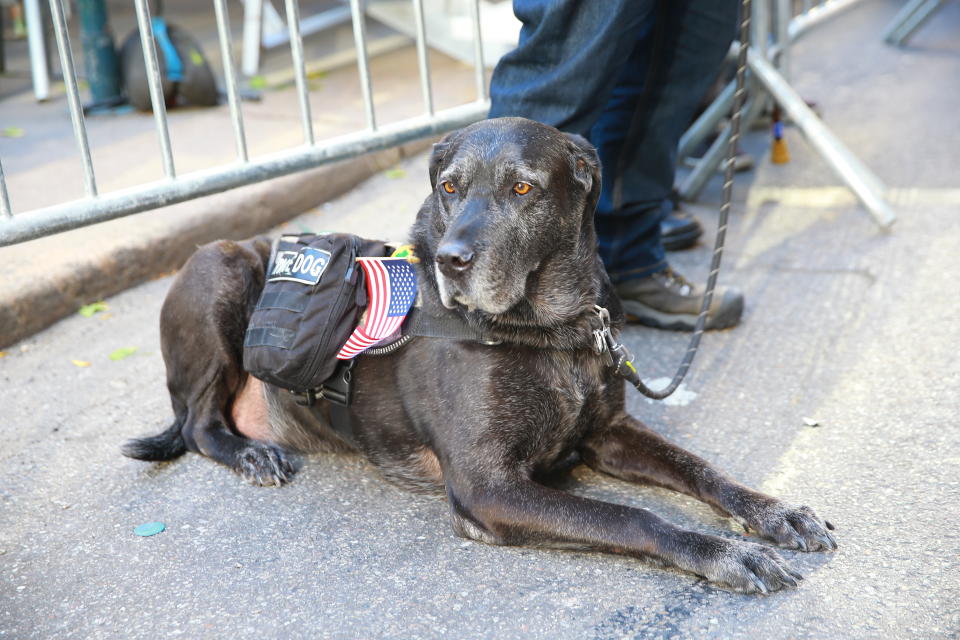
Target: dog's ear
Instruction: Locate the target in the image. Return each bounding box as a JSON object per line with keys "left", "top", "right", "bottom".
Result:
{"left": 562, "top": 132, "right": 602, "bottom": 212}
{"left": 428, "top": 130, "right": 458, "bottom": 189}
{"left": 562, "top": 132, "right": 600, "bottom": 194}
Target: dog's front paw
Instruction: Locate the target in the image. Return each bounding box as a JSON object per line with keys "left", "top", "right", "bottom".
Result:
{"left": 686, "top": 535, "right": 804, "bottom": 594}
{"left": 235, "top": 442, "right": 296, "bottom": 487}
{"left": 741, "top": 500, "right": 837, "bottom": 552}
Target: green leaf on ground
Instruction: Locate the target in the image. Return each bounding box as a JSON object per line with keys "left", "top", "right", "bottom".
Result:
{"left": 248, "top": 75, "right": 267, "bottom": 90}
{"left": 385, "top": 167, "right": 406, "bottom": 179}
{"left": 1, "top": 127, "right": 24, "bottom": 138}
{"left": 78, "top": 301, "right": 109, "bottom": 317}
{"left": 109, "top": 346, "right": 138, "bottom": 361}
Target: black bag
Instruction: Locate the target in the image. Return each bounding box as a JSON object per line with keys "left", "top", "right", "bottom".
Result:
{"left": 243, "top": 233, "right": 387, "bottom": 392}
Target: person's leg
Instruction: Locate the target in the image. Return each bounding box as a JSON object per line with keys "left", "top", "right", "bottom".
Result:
{"left": 488, "top": 0, "right": 655, "bottom": 137}
{"left": 592, "top": 0, "right": 738, "bottom": 281}
{"left": 592, "top": 0, "right": 744, "bottom": 330}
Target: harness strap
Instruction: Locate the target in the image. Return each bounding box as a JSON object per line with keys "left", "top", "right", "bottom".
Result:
{"left": 402, "top": 307, "right": 500, "bottom": 344}
{"left": 293, "top": 358, "right": 356, "bottom": 442}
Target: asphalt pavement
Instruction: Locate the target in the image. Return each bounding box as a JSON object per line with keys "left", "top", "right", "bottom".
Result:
{"left": 2, "top": 1, "right": 959, "bottom": 638}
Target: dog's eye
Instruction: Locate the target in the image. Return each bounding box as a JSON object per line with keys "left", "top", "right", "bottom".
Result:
{"left": 513, "top": 182, "right": 532, "bottom": 196}
{"left": 441, "top": 181, "right": 456, "bottom": 194}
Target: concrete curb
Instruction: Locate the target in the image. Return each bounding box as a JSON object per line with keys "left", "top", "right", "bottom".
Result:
{"left": 0, "top": 139, "right": 433, "bottom": 349}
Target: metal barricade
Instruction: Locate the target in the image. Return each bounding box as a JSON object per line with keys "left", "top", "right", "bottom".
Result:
{"left": 677, "top": 0, "right": 897, "bottom": 229}
{"left": 0, "top": 0, "right": 489, "bottom": 247}
{"left": 1, "top": 0, "right": 895, "bottom": 249}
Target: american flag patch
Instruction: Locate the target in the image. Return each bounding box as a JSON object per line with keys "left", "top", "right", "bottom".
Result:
{"left": 336, "top": 258, "right": 417, "bottom": 359}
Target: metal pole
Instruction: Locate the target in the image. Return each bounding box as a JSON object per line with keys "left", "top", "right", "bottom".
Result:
{"left": 241, "top": 0, "right": 263, "bottom": 76}
{"left": 678, "top": 79, "right": 734, "bottom": 161}
{"left": 775, "top": 0, "right": 790, "bottom": 80}
{"left": 748, "top": 52, "right": 895, "bottom": 228}
{"left": 48, "top": 0, "right": 98, "bottom": 196}
{"left": 133, "top": 0, "right": 176, "bottom": 179}
{"left": 411, "top": 0, "right": 434, "bottom": 116}
{"left": 76, "top": 0, "right": 123, "bottom": 106}
{"left": 349, "top": 0, "right": 377, "bottom": 131}
{"left": 884, "top": 0, "right": 943, "bottom": 46}
{"left": 24, "top": 0, "right": 50, "bottom": 100}
{"left": 469, "top": 0, "right": 486, "bottom": 101}
{"left": 213, "top": 0, "right": 249, "bottom": 161}
{"left": 284, "top": 0, "right": 315, "bottom": 144}
{"left": 678, "top": 95, "right": 764, "bottom": 202}
{"left": 0, "top": 157, "right": 12, "bottom": 218}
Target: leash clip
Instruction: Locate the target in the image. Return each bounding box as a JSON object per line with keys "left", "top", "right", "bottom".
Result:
{"left": 592, "top": 305, "right": 615, "bottom": 366}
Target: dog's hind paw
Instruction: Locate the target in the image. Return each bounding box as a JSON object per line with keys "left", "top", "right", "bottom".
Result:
{"left": 235, "top": 442, "right": 296, "bottom": 487}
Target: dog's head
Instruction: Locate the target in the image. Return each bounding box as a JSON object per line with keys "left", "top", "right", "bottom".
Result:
{"left": 412, "top": 117, "right": 604, "bottom": 326}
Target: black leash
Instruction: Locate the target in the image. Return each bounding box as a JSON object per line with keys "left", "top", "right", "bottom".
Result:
{"left": 607, "top": 0, "right": 752, "bottom": 400}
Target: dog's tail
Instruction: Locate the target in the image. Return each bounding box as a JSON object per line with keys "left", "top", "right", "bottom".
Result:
{"left": 121, "top": 416, "right": 187, "bottom": 461}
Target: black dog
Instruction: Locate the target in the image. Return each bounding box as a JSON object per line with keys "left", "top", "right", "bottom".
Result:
{"left": 124, "top": 117, "right": 835, "bottom": 593}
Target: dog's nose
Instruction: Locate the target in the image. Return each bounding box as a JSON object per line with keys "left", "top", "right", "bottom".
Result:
{"left": 435, "top": 241, "right": 475, "bottom": 277}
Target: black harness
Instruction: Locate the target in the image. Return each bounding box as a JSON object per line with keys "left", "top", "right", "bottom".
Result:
{"left": 293, "top": 304, "right": 636, "bottom": 444}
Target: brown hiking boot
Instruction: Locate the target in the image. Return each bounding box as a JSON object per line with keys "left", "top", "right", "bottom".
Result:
{"left": 615, "top": 267, "right": 744, "bottom": 331}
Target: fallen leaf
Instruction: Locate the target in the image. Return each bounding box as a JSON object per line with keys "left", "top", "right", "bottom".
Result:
{"left": 109, "top": 346, "right": 138, "bottom": 361}
{"left": 78, "top": 301, "right": 109, "bottom": 317}
{"left": 1, "top": 127, "right": 24, "bottom": 138}
{"left": 384, "top": 167, "right": 406, "bottom": 179}
{"left": 248, "top": 75, "right": 267, "bottom": 90}
{"left": 802, "top": 416, "right": 820, "bottom": 427}
{"left": 0, "top": 351, "right": 6, "bottom": 358}
{"left": 71, "top": 359, "right": 91, "bottom": 367}
{"left": 99, "top": 313, "right": 113, "bottom": 320}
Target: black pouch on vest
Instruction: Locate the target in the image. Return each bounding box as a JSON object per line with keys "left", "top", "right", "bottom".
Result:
{"left": 242, "top": 232, "right": 386, "bottom": 393}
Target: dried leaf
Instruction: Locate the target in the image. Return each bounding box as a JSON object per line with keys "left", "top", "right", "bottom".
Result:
{"left": 0, "top": 351, "right": 6, "bottom": 358}
{"left": 78, "top": 301, "right": 109, "bottom": 317}
{"left": 802, "top": 416, "right": 820, "bottom": 427}
{"left": 71, "top": 359, "right": 91, "bottom": 367}
{"left": 109, "top": 346, "right": 138, "bottom": 361}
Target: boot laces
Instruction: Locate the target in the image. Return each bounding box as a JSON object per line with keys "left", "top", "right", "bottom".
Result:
{"left": 659, "top": 267, "right": 694, "bottom": 296}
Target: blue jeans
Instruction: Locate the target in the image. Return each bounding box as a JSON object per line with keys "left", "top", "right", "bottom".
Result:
{"left": 489, "top": 0, "right": 738, "bottom": 282}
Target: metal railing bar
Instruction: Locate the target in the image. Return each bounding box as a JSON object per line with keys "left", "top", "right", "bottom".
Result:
{"left": 411, "top": 0, "right": 434, "bottom": 116}
{"left": 284, "top": 0, "right": 316, "bottom": 145}
{"left": 213, "top": 0, "right": 250, "bottom": 162}
{"left": 0, "top": 101, "right": 490, "bottom": 248}
{"left": 48, "top": 0, "right": 97, "bottom": 197}
{"left": 0, "top": 158, "right": 12, "bottom": 218}
{"left": 25, "top": 0, "right": 50, "bottom": 100}
{"left": 262, "top": 4, "right": 351, "bottom": 49}
{"left": 678, "top": 93, "right": 764, "bottom": 202}
{"left": 748, "top": 51, "right": 895, "bottom": 228}
{"left": 349, "top": 0, "right": 377, "bottom": 131}
{"left": 775, "top": 0, "right": 790, "bottom": 80}
{"left": 678, "top": 79, "right": 734, "bottom": 161}
{"left": 133, "top": 0, "right": 176, "bottom": 179}
{"left": 469, "top": 0, "right": 486, "bottom": 101}
{"left": 788, "top": 0, "right": 868, "bottom": 42}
